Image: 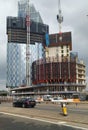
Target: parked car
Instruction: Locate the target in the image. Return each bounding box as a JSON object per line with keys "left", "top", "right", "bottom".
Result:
{"left": 13, "top": 97, "right": 36, "bottom": 108}
{"left": 51, "top": 96, "right": 63, "bottom": 103}
{"left": 43, "top": 95, "right": 53, "bottom": 101}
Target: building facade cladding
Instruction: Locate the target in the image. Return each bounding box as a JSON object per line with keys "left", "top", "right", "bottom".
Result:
{"left": 18, "top": 1, "right": 43, "bottom": 23}
{"left": 18, "top": 0, "right": 28, "bottom": 18}
{"left": 7, "top": 43, "right": 26, "bottom": 87}
{"left": 30, "top": 4, "right": 43, "bottom": 23}
{"left": 45, "top": 32, "right": 72, "bottom": 58}
{"left": 6, "top": 1, "right": 44, "bottom": 88}
{"left": 76, "top": 60, "right": 86, "bottom": 85}
{"left": 48, "top": 32, "right": 72, "bottom": 49}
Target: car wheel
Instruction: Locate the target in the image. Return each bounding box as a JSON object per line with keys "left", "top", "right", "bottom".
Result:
{"left": 22, "top": 104, "right": 25, "bottom": 108}
{"left": 31, "top": 105, "right": 35, "bottom": 108}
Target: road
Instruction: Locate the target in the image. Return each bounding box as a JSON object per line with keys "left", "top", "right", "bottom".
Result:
{"left": 0, "top": 113, "right": 85, "bottom": 130}
{"left": 36, "top": 103, "right": 88, "bottom": 115}
{"left": 0, "top": 102, "right": 88, "bottom": 129}
{"left": 1, "top": 102, "right": 88, "bottom": 115}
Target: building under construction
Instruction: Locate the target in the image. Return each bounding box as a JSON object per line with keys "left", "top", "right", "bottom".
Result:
{"left": 31, "top": 32, "right": 86, "bottom": 93}
{"left": 32, "top": 56, "right": 77, "bottom": 85}
{"left": 10, "top": 32, "right": 86, "bottom": 97}
{"left": 6, "top": 0, "right": 86, "bottom": 97}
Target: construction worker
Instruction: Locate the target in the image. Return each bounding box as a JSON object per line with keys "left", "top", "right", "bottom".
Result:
{"left": 61, "top": 103, "right": 67, "bottom": 116}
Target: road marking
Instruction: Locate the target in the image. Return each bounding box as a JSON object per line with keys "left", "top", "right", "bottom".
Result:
{"left": 0, "top": 112, "right": 66, "bottom": 125}
{"left": 0, "top": 112, "right": 87, "bottom": 130}
{"left": 57, "top": 121, "right": 66, "bottom": 124}
{"left": 62, "top": 124, "right": 88, "bottom": 130}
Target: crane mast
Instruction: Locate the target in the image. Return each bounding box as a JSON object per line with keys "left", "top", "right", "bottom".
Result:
{"left": 26, "top": 0, "right": 30, "bottom": 86}
{"left": 57, "top": 0, "right": 63, "bottom": 79}
{"left": 57, "top": 0, "right": 63, "bottom": 34}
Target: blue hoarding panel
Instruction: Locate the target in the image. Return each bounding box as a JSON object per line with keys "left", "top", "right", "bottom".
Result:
{"left": 45, "top": 33, "right": 50, "bottom": 46}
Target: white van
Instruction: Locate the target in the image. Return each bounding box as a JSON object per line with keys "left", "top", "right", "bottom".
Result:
{"left": 43, "top": 95, "right": 53, "bottom": 101}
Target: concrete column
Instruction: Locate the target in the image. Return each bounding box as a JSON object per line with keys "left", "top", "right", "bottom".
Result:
{"left": 77, "top": 87, "right": 79, "bottom": 92}
{"left": 65, "top": 87, "right": 67, "bottom": 92}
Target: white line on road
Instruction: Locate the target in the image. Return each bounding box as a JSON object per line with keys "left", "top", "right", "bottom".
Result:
{"left": 57, "top": 121, "right": 66, "bottom": 124}
{"left": 0, "top": 112, "right": 66, "bottom": 125}
{"left": 0, "top": 112, "right": 87, "bottom": 130}
{"left": 62, "top": 124, "right": 88, "bottom": 130}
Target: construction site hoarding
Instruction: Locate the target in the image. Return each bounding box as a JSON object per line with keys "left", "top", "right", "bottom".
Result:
{"left": 7, "top": 17, "right": 49, "bottom": 44}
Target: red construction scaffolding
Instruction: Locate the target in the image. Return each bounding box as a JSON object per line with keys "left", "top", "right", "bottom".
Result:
{"left": 32, "top": 56, "right": 76, "bottom": 85}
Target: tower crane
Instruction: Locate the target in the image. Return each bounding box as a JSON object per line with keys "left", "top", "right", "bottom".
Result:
{"left": 57, "top": 0, "right": 63, "bottom": 34}
{"left": 57, "top": 0, "right": 63, "bottom": 79}
{"left": 26, "top": 0, "right": 30, "bottom": 86}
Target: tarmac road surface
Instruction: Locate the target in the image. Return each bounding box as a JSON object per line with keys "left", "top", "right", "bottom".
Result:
{"left": 0, "top": 102, "right": 88, "bottom": 129}
{"left": 0, "top": 113, "right": 86, "bottom": 130}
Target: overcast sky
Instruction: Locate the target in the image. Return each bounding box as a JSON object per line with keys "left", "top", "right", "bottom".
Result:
{"left": 0, "top": 0, "right": 88, "bottom": 90}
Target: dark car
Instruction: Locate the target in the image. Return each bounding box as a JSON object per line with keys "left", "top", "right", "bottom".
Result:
{"left": 13, "top": 98, "right": 36, "bottom": 108}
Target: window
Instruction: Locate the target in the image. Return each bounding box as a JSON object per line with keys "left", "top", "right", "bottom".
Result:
{"left": 61, "top": 46, "right": 63, "bottom": 49}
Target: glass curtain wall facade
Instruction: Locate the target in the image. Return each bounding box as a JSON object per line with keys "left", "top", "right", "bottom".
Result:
{"left": 7, "top": 43, "right": 26, "bottom": 87}
{"left": 7, "top": 0, "right": 44, "bottom": 88}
